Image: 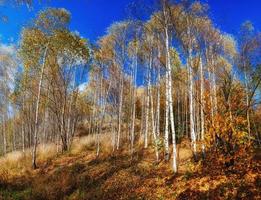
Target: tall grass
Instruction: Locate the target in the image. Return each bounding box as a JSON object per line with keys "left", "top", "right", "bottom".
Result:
{"left": 0, "top": 143, "right": 58, "bottom": 180}
{"left": 0, "top": 133, "right": 114, "bottom": 179}
{"left": 70, "top": 133, "right": 114, "bottom": 155}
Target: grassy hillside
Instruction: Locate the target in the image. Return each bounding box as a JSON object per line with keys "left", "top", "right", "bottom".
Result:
{"left": 0, "top": 135, "right": 260, "bottom": 200}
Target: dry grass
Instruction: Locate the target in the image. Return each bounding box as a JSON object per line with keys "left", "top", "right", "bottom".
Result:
{"left": 0, "top": 143, "right": 58, "bottom": 179}
{"left": 0, "top": 135, "right": 259, "bottom": 200}
{"left": 0, "top": 133, "right": 112, "bottom": 176}
{"left": 71, "top": 134, "right": 97, "bottom": 154}
{"left": 37, "top": 143, "right": 57, "bottom": 161}
{"left": 70, "top": 133, "right": 113, "bottom": 155}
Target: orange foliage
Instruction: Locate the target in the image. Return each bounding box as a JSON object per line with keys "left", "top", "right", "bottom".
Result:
{"left": 204, "top": 112, "right": 251, "bottom": 169}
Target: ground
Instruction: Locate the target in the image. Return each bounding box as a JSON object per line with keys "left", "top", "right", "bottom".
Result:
{"left": 0, "top": 137, "right": 260, "bottom": 200}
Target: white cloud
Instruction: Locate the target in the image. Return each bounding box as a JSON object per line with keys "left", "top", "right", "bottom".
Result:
{"left": 0, "top": 43, "right": 16, "bottom": 56}
{"left": 73, "top": 30, "right": 80, "bottom": 36}
{"left": 0, "top": 43, "right": 18, "bottom": 92}
{"left": 78, "top": 82, "right": 88, "bottom": 93}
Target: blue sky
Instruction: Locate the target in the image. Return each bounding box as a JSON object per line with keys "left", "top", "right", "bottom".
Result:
{"left": 0, "top": 0, "right": 260, "bottom": 45}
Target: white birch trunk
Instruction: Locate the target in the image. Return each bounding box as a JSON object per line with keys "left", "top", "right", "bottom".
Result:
{"left": 131, "top": 46, "right": 138, "bottom": 154}
{"left": 116, "top": 73, "right": 123, "bottom": 150}
{"left": 244, "top": 69, "right": 251, "bottom": 138}
{"left": 205, "top": 47, "right": 214, "bottom": 121}
{"left": 165, "top": 27, "right": 177, "bottom": 172}
{"left": 144, "top": 64, "right": 150, "bottom": 149}
{"left": 155, "top": 40, "right": 161, "bottom": 139}
{"left": 32, "top": 44, "right": 48, "bottom": 169}
{"left": 199, "top": 55, "right": 205, "bottom": 156}
{"left": 66, "top": 67, "right": 77, "bottom": 149}
{"left": 211, "top": 58, "right": 218, "bottom": 114}
{"left": 188, "top": 49, "right": 197, "bottom": 158}
{"left": 2, "top": 116, "right": 6, "bottom": 155}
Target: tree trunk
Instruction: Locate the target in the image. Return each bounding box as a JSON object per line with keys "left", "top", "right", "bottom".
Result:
{"left": 188, "top": 48, "right": 197, "bottom": 159}
{"left": 199, "top": 55, "right": 205, "bottom": 157}
{"left": 144, "top": 59, "right": 151, "bottom": 149}
{"left": 116, "top": 73, "right": 124, "bottom": 150}
{"left": 66, "top": 67, "right": 77, "bottom": 149}
{"left": 165, "top": 26, "right": 177, "bottom": 172}
{"left": 164, "top": 44, "right": 170, "bottom": 160}
{"left": 32, "top": 44, "right": 48, "bottom": 169}
{"left": 211, "top": 56, "right": 218, "bottom": 115}
{"left": 2, "top": 116, "right": 7, "bottom": 155}
{"left": 244, "top": 70, "right": 251, "bottom": 139}
{"left": 156, "top": 61, "right": 161, "bottom": 139}
{"left": 206, "top": 47, "right": 214, "bottom": 121}
{"left": 131, "top": 47, "right": 138, "bottom": 154}
{"left": 148, "top": 53, "right": 159, "bottom": 161}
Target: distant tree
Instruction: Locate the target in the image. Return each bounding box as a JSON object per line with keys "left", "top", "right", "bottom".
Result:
{"left": 238, "top": 21, "right": 261, "bottom": 140}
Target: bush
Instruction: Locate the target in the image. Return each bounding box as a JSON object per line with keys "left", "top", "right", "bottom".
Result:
{"left": 205, "top": 113, "right": 250, "bottom": 168}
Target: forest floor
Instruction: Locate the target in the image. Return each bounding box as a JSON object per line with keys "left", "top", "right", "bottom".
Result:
{"left": 0, "top": 136, "right": 260, "bottom": 200}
